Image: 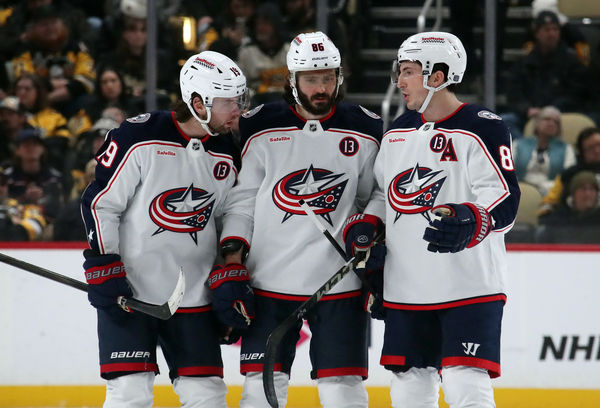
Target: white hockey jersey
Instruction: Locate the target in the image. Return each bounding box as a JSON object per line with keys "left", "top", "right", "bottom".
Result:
{"left": 365, "top": 104, "right": 520, "bottom": 309}
{"left": 221, "top": 101, "right": 382, "bottom": 297}
{"left": 81, "top": 111, "right": 238, "bottom": 307}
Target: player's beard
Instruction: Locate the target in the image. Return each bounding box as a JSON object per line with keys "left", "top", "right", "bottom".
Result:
{"left": 207, "top": 114, "right": 236, "bottom": 135}
{"left": 298, "top": 89, "right": 335, "bottom": 116}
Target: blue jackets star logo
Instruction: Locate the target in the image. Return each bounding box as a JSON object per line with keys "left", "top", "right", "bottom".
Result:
{"left": 388, "top": 164, "right": 446, "bottom": 222}
{"left": 272, "top": 165, "right": 348, "bottom": 224}
{"left": 149, "top": 184, "right": 214, "bottom": 244}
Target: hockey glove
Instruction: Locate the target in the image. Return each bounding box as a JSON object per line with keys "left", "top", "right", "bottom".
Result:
{"left": 362, "top": 266, "right": 386, "bottom": 320}
{"left": 343, "top": 213, "right": 386, "bottom": 271}
{"left": 83, "top": 249, "right": 133, "bottom": 310}
{"left": 423, "top": 203, "right": 493, "bottom": 253}
{"left": 208, "top": 263, "right": 255, "bottom": 330}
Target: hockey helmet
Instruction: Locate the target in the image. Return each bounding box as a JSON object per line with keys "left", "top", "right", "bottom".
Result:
{"left": 286, "top": 31, "right": 343, "bottom": 105}
{"left": 179, "top": 51, "right": 249, "bottom": 135}
{"left": 120, "top": 0, "right": 147, "bottom": 19}
{"left": 392, "top": 31, "right": 467, "bottom": 112}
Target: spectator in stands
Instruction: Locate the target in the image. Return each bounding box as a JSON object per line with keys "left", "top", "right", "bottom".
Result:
{"left": 281, "top": 0, "right": 350, "bottom": 78}
{"left": 503, "top": 10, "right": 588, "bottom": 140}
{"left": 541, "top": 127, "right": 600, "bottom": 213}
{"left": 531, "top": 0, "right": 591, "bottom": 67}
{"left": 9, "top": 5, "right": 95, "bottom": 117}
{"left": 53, "top": 157, "right": 95, "bottom": 241}
{"left": 0, "top": 1, "right": 88, "bottom": 79}
{"left": 70, "top": 65, "right": 133, "bottom": 136}
{"left": 0, "top": 171, "right": 46, "bottom": 241}
{"left": 101, "top": 106, "right": 127, "bottom": 125}
{"left": 236, "top": 2, "right": 290, "bottom": 105}
{"left": 208, "top": 0, "right": 257, "bottom": 61}
{"left": 0, "top": 96, "right": 32, "bottom": 164}
{"left": 3, "top": 128, "right": 64, "bottom": 230}
{"left": 65, "top": 116, "right": 118, "bottom": 197}
{"left": 513, "top": 106, "right": 576, "bottom": 196}
{"left": 537, "top": 170, "right": 600, "bottom": 243}
{"left": 96, "top": 5, "right": 177, "bottom": 111}
{"left": 282, "top": 0, "right": 316, "bottom": 35}
{"left": 14, "top": 73, "right": 72, "bottom": 171}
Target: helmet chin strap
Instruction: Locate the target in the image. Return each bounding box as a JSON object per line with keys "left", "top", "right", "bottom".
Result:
{"left": 187, "top": 101, "right": 218, "bottom": 136}
{"left": 418, "top": 76, "right": 452, "bottom": 114}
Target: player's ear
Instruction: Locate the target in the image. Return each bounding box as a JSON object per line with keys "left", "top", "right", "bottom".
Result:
{"left": 192, "top": 95, "right": 208, "bottom": 120}
{"left": 428, "top": 70, "right": 445, "bottom": 88}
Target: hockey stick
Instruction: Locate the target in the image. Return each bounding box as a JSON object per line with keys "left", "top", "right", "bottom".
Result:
{"left": 0, "top": 252, "right": 185, "bottom": 320}
{"left": 262, "top": 251, "right": 368, "bottom": 408}
{"left": 298, "top": 199, "right": 382, "bottom": 300}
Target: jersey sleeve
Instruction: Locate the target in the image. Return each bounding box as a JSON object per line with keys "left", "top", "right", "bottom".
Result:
{"left": 80, "top": 126, "right": 142, "bottom": 254}
{"left": 469, "top": 118, "right": 521, "bottom": 231}
{"left": 364, "top": 137, "right": 387, "bottom": 222}
{"left": 219, "top": 135, "right": 264, "bottom": 248}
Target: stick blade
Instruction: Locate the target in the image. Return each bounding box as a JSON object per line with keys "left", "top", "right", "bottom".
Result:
{"left": 167, "top": 267, "right": 186, "bottom": 314}
{"left": 121, "top": 267, "right": 185, "bottom": 320}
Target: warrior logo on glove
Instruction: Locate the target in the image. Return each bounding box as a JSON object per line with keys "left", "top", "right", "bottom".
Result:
{"left": 387, "top": 164, "right": 446, "bottom": 221}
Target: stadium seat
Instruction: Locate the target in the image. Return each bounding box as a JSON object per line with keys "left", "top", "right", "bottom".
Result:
{"left": 558, "top": 0, "right": 600, "bottom": 18}
{"left": 515, "top": 182, "right": 543, "bottom": 226}
{"left": 506, "top": 182, "right": 543, "bottom": 243}
{"left": 522, "top": 112, "right": 596, "bottom": 147}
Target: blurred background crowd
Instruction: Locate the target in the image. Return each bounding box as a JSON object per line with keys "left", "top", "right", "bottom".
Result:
{"left": 0, "top": 0, "right": 598, "bottom": 244}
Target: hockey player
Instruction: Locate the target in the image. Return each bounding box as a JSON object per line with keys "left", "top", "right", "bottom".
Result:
{"left": 80, "top": 51, "right": 252, "bottom": 408}
{"left": 343, "top": 32, "right": 520, "bottom": 407}
{"left": 216, "top": 31, "right": 383, "bottom": 407}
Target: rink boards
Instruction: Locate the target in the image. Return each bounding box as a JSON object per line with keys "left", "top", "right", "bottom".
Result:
{"left": 0, "top": 243, "right": 599, "bottom": 407}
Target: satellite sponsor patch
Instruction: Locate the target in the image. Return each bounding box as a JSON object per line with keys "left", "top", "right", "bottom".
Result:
{"left": 477, "top": 110, "right": 502, "bottom": 121}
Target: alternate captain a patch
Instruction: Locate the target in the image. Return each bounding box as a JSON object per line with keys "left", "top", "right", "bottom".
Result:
{"left": 149, "top": 184, "right": 214, "bottom": 244}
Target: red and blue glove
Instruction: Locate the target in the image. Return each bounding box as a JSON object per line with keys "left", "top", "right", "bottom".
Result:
{"left": 343, "top": 213, "right": 383, "bottom": 257}
{"left": 343, "top": 213, "right": 386, "bottom": 319}
{"left": 83, "top": 249, "right": 133, "bottom": 310}
{"left": 423, "top": 203, "right": 493, "bottom": 253}
{"left": 343, "top": 213, "right": 385, "bottom": 269}
{"left": 208, "top": 263, "right": 255, "bottom": 330}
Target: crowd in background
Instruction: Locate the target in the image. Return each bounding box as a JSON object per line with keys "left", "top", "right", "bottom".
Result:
{"left": 0, "top": 0, "right": 598, "bottom": 243}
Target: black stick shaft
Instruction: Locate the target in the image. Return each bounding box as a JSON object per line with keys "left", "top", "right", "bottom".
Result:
{"left": 0, "top": 251, "right": 180, "bottom": 320}
{"left": 0, "top": 252, "right": 87, "bottom": 291}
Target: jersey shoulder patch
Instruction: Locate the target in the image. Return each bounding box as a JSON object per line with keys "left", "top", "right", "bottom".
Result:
{"left": 126, "top": 112, "right": 151, "bottom": 123}
{"left": 328, "top": 102, "right": 383, "bottom": 142}
{"left": 359, "top": 105, "right": 381, "bottom": 119}
{"left": 477, "top": 110, "right": 502, "bottom": 121}
{"left": 242, "top": 104, "right": 264, "bottom": 118}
